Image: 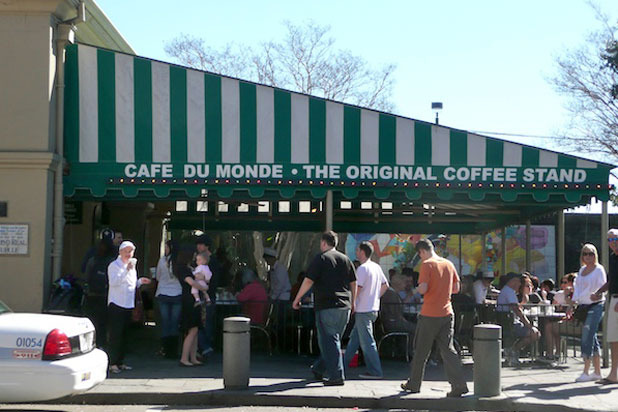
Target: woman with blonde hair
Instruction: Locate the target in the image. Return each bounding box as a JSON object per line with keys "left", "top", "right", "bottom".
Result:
{"left": 570, "top": 243, "right": 606, "bottom": 382}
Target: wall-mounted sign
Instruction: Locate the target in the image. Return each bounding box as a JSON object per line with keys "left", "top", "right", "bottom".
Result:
{"left": 64, "top": 200, "right": 83, "bottom": 225}
{"left": 0, "top": 224, "right": 29, "bottom": 255}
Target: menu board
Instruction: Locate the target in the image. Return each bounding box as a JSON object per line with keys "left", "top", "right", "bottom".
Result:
{"left": 0, "top": 224, "right": 29, "bottom": 255}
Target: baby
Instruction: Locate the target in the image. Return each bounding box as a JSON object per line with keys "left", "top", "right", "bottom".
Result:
{"left": 192, "top": 251, "right": 212, "bottom": 306}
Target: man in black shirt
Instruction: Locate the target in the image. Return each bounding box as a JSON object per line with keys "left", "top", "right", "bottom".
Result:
{"left": 592, "top": 228, "right": 618, "bottom": 384}
{"left": 293, "top": 231, "right": 357, "bottom": 386}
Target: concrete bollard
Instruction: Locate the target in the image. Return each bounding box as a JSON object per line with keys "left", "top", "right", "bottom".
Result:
{"left": 473, "top": 324, "right": 502, "bottom": 397}
{"left": 223, "top": 316, "right": 251, "bottom": 389}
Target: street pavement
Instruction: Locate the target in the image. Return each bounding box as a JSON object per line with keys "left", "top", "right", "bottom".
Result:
{"left": 0, "top": 406, "right": 408, "bottom": 412}
{"left": 45, "top": 350, "right": 618, "bottom": 412}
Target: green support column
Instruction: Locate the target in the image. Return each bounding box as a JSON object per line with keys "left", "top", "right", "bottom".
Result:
{"left": 325, "top": 190, "right": 333, "bottom": 232}
{"left": 501, "top": 227, "right": 507, "bottom": 277}
{"left": 557, "top": 210, "right": 565, "bottom": 282}
{"left": 601, "top": 201, "right": 609, "bottom": 368}
{"left": 525, "top": 220, "right": 531, "bottom": 272}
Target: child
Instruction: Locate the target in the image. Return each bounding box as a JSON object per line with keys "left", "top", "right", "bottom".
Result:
{"left": 192, "top": 252, "right": 212, "bottom": 306}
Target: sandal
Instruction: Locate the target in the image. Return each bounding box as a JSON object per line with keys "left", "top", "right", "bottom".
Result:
{"left": 109, "top": 365, "right": 121, "bottom": 374}
{"left": 179, "top": 361, "right": 194, "bottom": 367}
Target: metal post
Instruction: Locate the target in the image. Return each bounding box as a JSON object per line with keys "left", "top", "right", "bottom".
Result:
{"left": 601, "top": 201, "right": 609, "bottom": 368}
{"left": 459, "top": 235, "right": 463, "bottom": 275}
{"left": 525, "top": 220, "right": 532, "bottom": 272}
{"left": 473, "top": 324, "right": 502, "bottom": 397}
{"left": 481, "top": 232, "right": 487, "bottom": 273}
{"left": 223, "top": 317, "right": 251, "bottom": 389}
{"left": 501, "top": 227, "right": 507, "bottom": 277}
{"left": 325, "top": 190, "right": 333, "bottom": 231}
{"left": 557, "top": 210, "right": 565, "bottom": 282}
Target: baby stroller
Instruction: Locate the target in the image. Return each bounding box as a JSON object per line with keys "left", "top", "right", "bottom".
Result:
{"left": 44, "top": 275, "right": 86, "bottom": 316}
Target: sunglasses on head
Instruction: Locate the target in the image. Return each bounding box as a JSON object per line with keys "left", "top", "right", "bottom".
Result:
{"left": 609, "top": 237, "right": 618, "bottom": 242}
{"left": 582, "top": 252, "right": 595, "bottom": 256}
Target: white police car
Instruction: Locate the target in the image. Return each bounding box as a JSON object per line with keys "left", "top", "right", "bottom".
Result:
{"left": 0, "top": 299, "right": 108, "bottom": 402}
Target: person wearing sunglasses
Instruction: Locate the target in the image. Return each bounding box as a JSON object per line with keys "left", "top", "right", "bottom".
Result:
{"left": 569, "top": 244, "right": 606, "bottom": 382}
{"left": 591, "top": 229, "right": 618, "bottom": 384}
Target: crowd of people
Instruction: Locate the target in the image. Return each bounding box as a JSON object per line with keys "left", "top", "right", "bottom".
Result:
{"left": 79, "top": 226, "right": 618, "bottom": 395}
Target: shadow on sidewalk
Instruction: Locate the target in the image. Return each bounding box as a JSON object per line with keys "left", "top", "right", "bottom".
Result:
{"left": 504, "top": 381, "right": 617, "bottom": 401}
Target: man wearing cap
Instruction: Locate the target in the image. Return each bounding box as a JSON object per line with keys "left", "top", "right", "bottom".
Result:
{"left": 264, "top": 247, "right": 291, "bottom": 348}
{"left": 496, "top": 272, "right": 540, "bottom": 366}
{"left": 107, "top": 241, "right": 151, "bottom": 373}
{"left": 473, "top": 271, "right": 497, "bottom": 304}
{"left": 591, "top": 228, "right": 618, "bottom": 384}
{"left": 264, "top": 247, "right": 291, "bottom": 301}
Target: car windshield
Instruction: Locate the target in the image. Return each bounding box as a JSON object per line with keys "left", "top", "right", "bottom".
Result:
{"left": 0, "top": 300, "right": 12, "bottom": 315}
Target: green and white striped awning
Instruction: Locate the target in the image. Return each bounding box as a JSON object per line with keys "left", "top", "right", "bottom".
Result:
{"left": 64, "top": 43, "right": 613, "bottom": 203}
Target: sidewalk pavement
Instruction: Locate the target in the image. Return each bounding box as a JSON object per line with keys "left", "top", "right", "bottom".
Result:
{"left": 61, "top": 351, "right": 617, "bottom": 412}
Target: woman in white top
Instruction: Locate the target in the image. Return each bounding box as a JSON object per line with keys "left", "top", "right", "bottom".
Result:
{"left": 570, "top": 243, "right": 606, "bottom": 382}
{"left": 154, "top": 240, "right": 182, "bottom": 358}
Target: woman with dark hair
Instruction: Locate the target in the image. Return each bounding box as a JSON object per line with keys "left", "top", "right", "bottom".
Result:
{"left": 154, "top": 240, "right": 182, "bottom": 358}
{"left": 176, "top": 247, "right": 208, "bottom": 366}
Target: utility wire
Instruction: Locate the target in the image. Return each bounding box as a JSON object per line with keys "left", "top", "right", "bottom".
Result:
{"left": 469, "top": 130, "right": 563, "bottom": 140}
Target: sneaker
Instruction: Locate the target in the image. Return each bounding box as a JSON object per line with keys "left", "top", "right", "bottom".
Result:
{"left": 359, "top": 373, "right": 383, "bottom": 379}
{"left": 109, "top": 365, "right": 121, "bottom": 374}
{"left": 119, "top": 364, "right": 132, "bottom": 371}
{"left": 575, "top": 373, "right": 595, "bottom": 382}
{"left": 589, "top": 373, "right": 602, "bottom": 381}
{"left": 323, "top": 378, "right": 345, "bottom": 386}
{"left": 201, "top": 347, "right": 214, "bottom": 357}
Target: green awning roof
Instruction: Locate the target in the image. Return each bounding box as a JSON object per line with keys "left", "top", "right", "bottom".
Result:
{"left": 63, "top": 43, "right": 614, "bottom": 232}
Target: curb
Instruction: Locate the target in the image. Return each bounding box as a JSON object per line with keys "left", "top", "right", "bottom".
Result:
{"left": 60, "top": 390, "right": 604, "bottom": 412}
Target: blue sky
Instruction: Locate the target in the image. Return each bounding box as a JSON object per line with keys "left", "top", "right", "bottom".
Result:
{"left": 97, "top": 0, "right": 615, "bottom": 155}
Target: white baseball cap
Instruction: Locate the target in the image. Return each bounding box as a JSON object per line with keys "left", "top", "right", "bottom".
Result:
{"left": 119, "top": 240, "right": 136, "bottom": 251}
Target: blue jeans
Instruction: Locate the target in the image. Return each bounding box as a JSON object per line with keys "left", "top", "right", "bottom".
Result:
{"left": 312, "top": 308, "right": 350, "bottom": 381}
{"left": 581, "top": 303, "right": 604, "bottom": 358}
{"left": 344, "top": 311, "right": 382, "bottom": 376}
{"left": 157, "top": 295, "right": 182, "bottom": 338}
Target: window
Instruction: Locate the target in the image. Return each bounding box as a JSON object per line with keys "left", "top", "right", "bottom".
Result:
{"left": 175, "top": 201, "right": 188, "bottom": 212}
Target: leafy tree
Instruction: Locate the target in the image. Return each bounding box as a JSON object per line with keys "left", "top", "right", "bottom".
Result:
{"left": 165, "top": 21, "right": 396, "bottom": 111}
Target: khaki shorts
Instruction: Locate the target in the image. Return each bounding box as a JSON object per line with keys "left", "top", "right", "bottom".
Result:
{"left": 607, "top": 296, "right": 618, "bottom": 343}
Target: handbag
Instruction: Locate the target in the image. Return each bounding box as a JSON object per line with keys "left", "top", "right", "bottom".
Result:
{"left": 573, "top": 302, "right": 598, "bottom": 323}
{"left": 132, "top": 290, "right": 145, "bottom": 323}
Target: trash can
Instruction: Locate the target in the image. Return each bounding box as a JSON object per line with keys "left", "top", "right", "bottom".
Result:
{"left": 223, "top": 316, "right": 250, "bottom": 389}
{"left": 473, "top": 324, "right": 501, "bottom": 397}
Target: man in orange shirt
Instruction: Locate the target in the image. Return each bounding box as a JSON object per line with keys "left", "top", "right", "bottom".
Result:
{"left": 401, "top": 238, "right": 468, "bottom": 397}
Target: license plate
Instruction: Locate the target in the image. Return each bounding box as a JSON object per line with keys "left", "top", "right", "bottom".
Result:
{"left": 79, "top": 331, "right": 94, "bottom": 352}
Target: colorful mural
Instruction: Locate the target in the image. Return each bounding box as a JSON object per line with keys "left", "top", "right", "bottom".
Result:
{"left": 344, "top": 226, "right": 556, "bottom": 280}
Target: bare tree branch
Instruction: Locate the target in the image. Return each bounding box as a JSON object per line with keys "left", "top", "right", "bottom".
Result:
{"left": 165, "top": 22, "right": 396, "bottom": 111}
{"left": 550, "top": 8, "right": 618, "bottom": 164}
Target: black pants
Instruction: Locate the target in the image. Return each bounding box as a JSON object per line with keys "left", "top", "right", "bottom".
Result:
{"left": 107, "top": 303, "right": 131, "bottom": 366}
{"left": 85, "top": 295, "right": 108, "bottom": 347}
